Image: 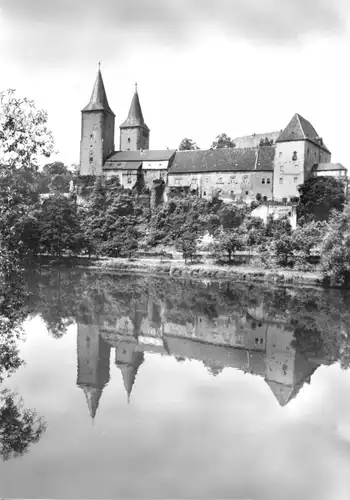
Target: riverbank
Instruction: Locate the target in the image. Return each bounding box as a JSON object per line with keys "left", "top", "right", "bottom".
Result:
{"left": 85, "top": 257, "right": 323, "bottom": 287}
{"left": 30, "top": 254, "right": 323, "bottom": 286}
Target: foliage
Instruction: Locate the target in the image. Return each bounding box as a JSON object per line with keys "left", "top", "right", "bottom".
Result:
{"left": 40, "top": 194, "right": 83, "bottom": 257}
{"left": 0, "top": 89, "right": 55, "bottom": 170}
{"left": 297, "top": 176, "right": 345, "bottom": 223}
{"left": 176, "top": 233, "right": 197, "bottom": 263}
{"left": 212, "top": 229, "right": 244, "bottom": 262}
{"left": 259, "top": 137, "right": 274, "bottom": 146}
{"left": 319, "top": 207, "right": 350, "bottom": 287}
{"left": 0, "top": 390, "right": 47, "bottom": 461}
{"left": 178, "top": 138, "right": 200, "bottom": 151}
{"left": 211, "top": 133, "right": 235, "bottom": 149}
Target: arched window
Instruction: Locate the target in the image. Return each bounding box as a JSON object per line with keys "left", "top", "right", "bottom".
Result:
{"left": 292, "top": 151, "right": 298, "bottom": 161}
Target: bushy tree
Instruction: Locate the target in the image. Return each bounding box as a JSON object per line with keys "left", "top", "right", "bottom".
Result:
{"left": 178, "top": 138, "right": 200, "bottom": 151}
{"left": 297, "top": 176, "right": 345, "bottom": 223}
{"left": 0, "top": 89, "right": 55, "bottom": 170}
{"left": 319, "top": 207, "right": 350, "bottom": 286}
{"left": 40, "top": 194, "right": 82, "bottom": 257}
{"left": 211, "top": 133, "right": 235, "bottom": 149}
{"left": 213, "top": 230, "right": 244, "bottom": 262}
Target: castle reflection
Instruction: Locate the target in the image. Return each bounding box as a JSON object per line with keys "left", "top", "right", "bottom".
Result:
{"left": 76, "top": 291, "right": 326, "bottom": 419}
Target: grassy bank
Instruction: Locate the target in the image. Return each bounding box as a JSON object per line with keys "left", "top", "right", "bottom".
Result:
{"left": 86, "top": 257, "right": 322, "bottom": 287}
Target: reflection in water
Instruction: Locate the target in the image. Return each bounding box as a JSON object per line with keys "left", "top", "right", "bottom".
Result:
{"left": 37, "top": 269, "right": 348, "bottom": 419}
{"left": 0, "top": 268, "right": 47, "bottom": 461}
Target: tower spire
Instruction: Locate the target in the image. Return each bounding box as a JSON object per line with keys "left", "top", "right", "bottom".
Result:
{"left": 82, "top": 67, "right": 115, "bottom": 116}
{"left": 120, "top": 86, "right": 149, "bottom": 129}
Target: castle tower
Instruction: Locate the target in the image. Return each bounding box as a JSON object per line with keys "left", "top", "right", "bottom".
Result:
{"left": 115, "top": 340, "right": 144, "bottom": 403}
{"left": 80, "top": 66, "right": 115, "bottom": 176}
{"left": 76, "top": 324, "right": 111, "bottom": 420}
{"left": 119, "top": 84, "right": 150, "bottom": 151}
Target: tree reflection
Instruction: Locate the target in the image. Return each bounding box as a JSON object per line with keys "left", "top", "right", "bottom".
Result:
{"left": 0, "top": 389, "right": 46, "bottom": 461}
{"left": 0, "top": 261, "right": 47, "bottom": 461}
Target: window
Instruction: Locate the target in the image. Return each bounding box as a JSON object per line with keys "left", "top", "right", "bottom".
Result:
{"left": 279, "top": 177, "right": 283, "bottom": 184}
{"left": 307, "top": 147, "right": 310, "bottom": 156}
{"left": 279, "top": 152, "right": 282, "bottom": 157}
{"left": 294, "top": 177, "right": 298, "bottom": 183}
{"left": 128, "top": 137, "right": 131, "bottom": 143}
{"left": 90, "top": 134, "right": 93, "bottom": 140}
{"left": 127, "top": 173, "right": 132, "bottom": 184}
{"left": 217, "top": 177, "right": 223, "bottom": 184}
{"left": 245, "top": 190, "right": 249, "bottom": 195}
{"left": 203, "top": 191, "right": 206, "bottom": 196}
{"left": 280, "top": 165, "right": 284, "bottom": 173}
{"left": 262, "top": 178, "right": 266, "bottom": 184}
{"left": 89, "top": 154, "right": 93, "bottom": 164}
{"left": 230, "top": 175, "right": 236, "bottom": 183}
{"left": 267, "top": 178, "right": 271, "bottom": 184}
{"left": 175, "top": 178, "right": 181, "bottom": 185}
{"left": 292, "top": 151, "right": 298, "bottom": 161}
{"left": 205, "top": 177, "right": 209, "bottom": 183}
{"left": 263, "top": 196, "right": 267, "bottom": 202}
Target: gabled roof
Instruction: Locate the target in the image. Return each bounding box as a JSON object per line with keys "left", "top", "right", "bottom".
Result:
{"left": 313, "top": 162, "right": 347, "bottom": 172}
{"left": 106, "top": 150, "right": 176, "bottom": 162}
{"left": 82, "top": 69, "right": 115, "bottom": 115}
{"left": 168, "top": 146, "right": 275, "bottom": 174}
{"left": 276, "top": 113, "right": 331, "bottom": 153}
{"left": 120, "top": 88, "right": 149, "bottom": 130}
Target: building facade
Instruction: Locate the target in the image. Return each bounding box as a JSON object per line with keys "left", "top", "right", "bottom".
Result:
{"left": 79, "top": 68, "right": 345, "bottom": 202}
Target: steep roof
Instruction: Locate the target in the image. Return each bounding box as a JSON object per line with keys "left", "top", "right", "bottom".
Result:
{"left": 168, "top": 146, "right": 275, "bottom": 174}
{"left": 120, "top": 88, "right": 149, "bottom": 130}
{"left": 313, "top": 162, "right": 347, "bottom": 172}
{"left": 82, "top": 69, "right": 115, "bottom": 115}
{"left": 276, "top": 113, "right": 331, "bottom": 153}
{"left": 116, "top": 350, "right": 144, "bottom": 403}
{"left": 106, "top": 150, "right": 176, "bottom": 162}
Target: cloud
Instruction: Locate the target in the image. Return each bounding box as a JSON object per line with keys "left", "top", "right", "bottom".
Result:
{"left": 1, "top": 0, "right": 348, "bottom": 69}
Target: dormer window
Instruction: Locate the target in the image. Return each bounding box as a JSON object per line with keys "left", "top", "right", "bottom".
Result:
{"left": 292, "top": 151, "right": 298, "bottom": 161}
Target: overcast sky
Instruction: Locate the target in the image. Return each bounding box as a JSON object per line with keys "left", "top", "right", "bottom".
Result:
{"left": 1, "top": 0, "right": 350, "bottom": 166}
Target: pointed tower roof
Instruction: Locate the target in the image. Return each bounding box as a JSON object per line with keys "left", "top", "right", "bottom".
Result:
{"left": 276, "top": 113, "right": 330, "bottom": 153}
{"left": 82, "top": 66, "right": 115, "bottom": 115}
{"left": 82, "top": 386, "right": 104, "bottom": 419}
{"left": 120, "top": 84, "right": 149, "bottom": 130}
{"left": 116, "top": 350, "right": 144, "bottom": 403}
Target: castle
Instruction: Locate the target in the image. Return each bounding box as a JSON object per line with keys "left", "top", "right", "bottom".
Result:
{"left": 79, "top": 67, "right": 347, "bottom": 202}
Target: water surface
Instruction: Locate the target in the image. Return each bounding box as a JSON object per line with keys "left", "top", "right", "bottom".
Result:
{"left": 1, "top": 269, "right": 350, "bottom": 499}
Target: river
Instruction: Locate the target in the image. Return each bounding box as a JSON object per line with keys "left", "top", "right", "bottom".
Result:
{"left": 1, "top": 268, "right": 350, "bottom": 499}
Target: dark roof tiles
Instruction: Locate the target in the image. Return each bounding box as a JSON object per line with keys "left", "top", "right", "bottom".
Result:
{"left": 276, "top": 113, "right": 330, "bottom": 153}
{"left": 106, "top": 150, "right": 176, "bottom": 162}
{"left": 82, "top": 69, "right": 115, "bottom": 115}
{"left": 169, "top": 146, "right": 275, "bottom": 174}
{"left": 120, "top": 89, "right": 149, "bottom": 130}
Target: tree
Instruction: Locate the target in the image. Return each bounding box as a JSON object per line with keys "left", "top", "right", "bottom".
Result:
{"left": 40, "top": 194, "right": 83, "bottom": 257}
{"left": 176, "top": 233, "right": 197, "bottom": 263}
{"left": 259, "top": 137, "right": 274, "bottom": 146}
{"left": 178, "top": 138, "right": 200, "bottom": 151}
{"left": 0, "top": 390, "right": 47, "bottom": 461}
{"left": 213, "top": 230, "right": 244, "bottom": 262}
{"left": 0, "top": 89, "right": 55, "bottom": 171}
{"left": 211, "top": 133, "right": 235, "bottom": 149}
{"left": 319, "top": 207, "right": 350, "bottom": 286}
{"left": 297, "top": 176, "right": 346, "bottom": 223}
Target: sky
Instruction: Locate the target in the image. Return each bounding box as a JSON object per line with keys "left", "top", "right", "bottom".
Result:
{"left": 1, "top": 0, "right": 350, "bottom": 167}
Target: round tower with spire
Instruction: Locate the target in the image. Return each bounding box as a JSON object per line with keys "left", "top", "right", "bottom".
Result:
{"left": 80, "top": 65, "right": 115, "bottom": 175}
{"left": 119, "top": 84, "right": 150, "bottom": 151}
